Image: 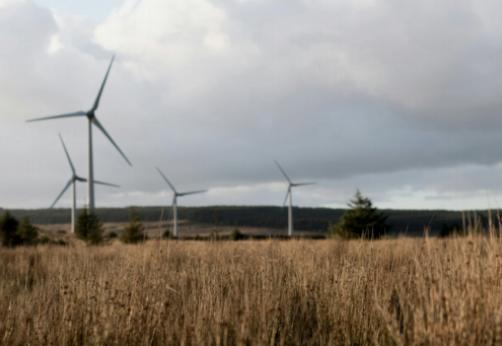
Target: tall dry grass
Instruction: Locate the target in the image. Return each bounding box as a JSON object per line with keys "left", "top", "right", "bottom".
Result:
{"left": 1, "top": 235, "right": 502, "bottom": 345}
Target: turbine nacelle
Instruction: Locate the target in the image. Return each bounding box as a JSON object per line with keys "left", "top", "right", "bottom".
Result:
{"left": 74, "top": 175, "right": 86, "bottom": 183}
{"left": 291, "top": 182, "right": 316, "bottom": 188}
{"left": 156, "top": 167, "right": 207, "bottom": 200}
{"left": 274, "top": 160, "right": 316, "bottom": 198}
{"left": 176, "top": 190, "right": 208, "bottom": 198}
{"left": 51, "top": 135, "right": 119, "bottom": 208}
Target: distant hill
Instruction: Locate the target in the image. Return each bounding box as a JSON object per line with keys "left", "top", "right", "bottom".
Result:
{"left": 0, "top": 206, "right": 488, "bottom": 236}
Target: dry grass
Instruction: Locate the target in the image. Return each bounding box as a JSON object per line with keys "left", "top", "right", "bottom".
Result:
{"left": 1, "top": 236, "right": 502, "bottom": 345}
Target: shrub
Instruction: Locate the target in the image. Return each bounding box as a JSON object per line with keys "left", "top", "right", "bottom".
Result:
{"left": 229, "top": 229, "right": 245, "bottom": 241}
{"left": 38, "top": 236, "right": 50, "bottom": 245}
{"left": 330, "top": 190, "right": 389, "bottom": 239}
{"left": 17, "top": 217, "right": 38, "bottom": 245}
{"left": 0, "top": 211, "right": 20, "bottom": 247}
{"left": 76, "top": 210, "right": 103, "bottom": 245}
{"left": 121, "top": 211, "right": 145, "bottom": 244}
{"left": 162, "top": 229, "right": 172, "bottom": 239}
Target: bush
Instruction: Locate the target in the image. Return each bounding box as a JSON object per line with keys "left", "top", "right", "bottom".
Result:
{"left": 0, "top": 212, "right": 39, "bottom": 247}
{"left": 55, "top": 239, "right": 68, "bottom": 246}
{"left": 76, "top": 210, "right": 104, "bottom": 245}
{"left": 121, "top": 211, "right": 145, "bottom": 244}
{"left": 330, "top": 190, "right": 389, "bottom": 239}
{"left": 0, "top": 211, "right": 20, "bottom": 247}
{"left": 17, "top": 217, "right": 39, "bottom": 245}
{"left": 229, "top": 229, "right": 245, "bottom": 241}
{"left": 162, "top": 229, "right": 172, "bottom": 239}
{"left": 38, "top": 236, "right": 50, "bottom": 245}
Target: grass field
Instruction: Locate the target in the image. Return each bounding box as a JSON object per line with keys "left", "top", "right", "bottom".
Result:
{"left": 1, "top": 235, "right": 501, "bottom": 345}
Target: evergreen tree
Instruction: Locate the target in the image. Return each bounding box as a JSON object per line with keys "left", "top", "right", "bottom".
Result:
{"left": 76, "top": 210, "right": 103, "bottom": 245}
{"left": 17, "top": 217, "right": 38, "bottom": 245}
{"left": 0, "top": 211, "right": 20, "bottom": 247}
{"left": 121, "top": 210, "right": 145, "bottom": 244}
{"left": 330, "top": 190, "right": 389, "bottom": 239}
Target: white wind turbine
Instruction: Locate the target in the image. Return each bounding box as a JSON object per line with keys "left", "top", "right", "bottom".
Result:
{"left": 27, "top": 56, "right": 132, "bottom": 213}
{"left": 274, "top": 161, "right": 315, "bottom": 237}
{"left": 52, "top": 134, "right": 119, "bottom": 233}
{"left": 156, "top": 168, "right": 207, "bottom": 238}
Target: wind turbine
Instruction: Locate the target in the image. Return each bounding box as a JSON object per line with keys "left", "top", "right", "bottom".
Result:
{"left": 27, "top": 55, "right": 131, "bottom": 213}
{"left": 274, "top": 160, "right": 315, "bottom": 237}
{"left": 52, "top": 134, "right": 119, "bottom": 233}
{"left": 156, "top": 168, "right": 207, "bottom": 238}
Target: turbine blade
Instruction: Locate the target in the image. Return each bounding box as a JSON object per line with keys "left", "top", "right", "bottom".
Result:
{"left": 94, "top": 180, "right": 120, "bottom": 188}
{"left": 26, "top": 111, "right": 86, "bottom": 123}
{"left": 156, "top": 167, "right": 177, "bottom": 193}
{"left": 50, "top": 179, "right": 72, "bottom": 208}
{"left": 178, "top": 190, "right": 207, "bottom": 197}
{"left": 283, "top": 189, "right": 290, "bottom": 207}
{"left": 293, "top": 182, "right": 316, "bottom": 187}
{"left": 91, "top": 55, "right": 115, "bottom": 112}
{"left": 274, "top": 160, "right": 292, "bottom": 183}
{"left": 58, "top": 134, "right": 76, "bottom": 175}
{"left": 92, "top": 118, "right": 132, "bottom": 166}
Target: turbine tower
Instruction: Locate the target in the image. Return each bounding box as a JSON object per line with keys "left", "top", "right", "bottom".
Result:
{"left": 27, "top": 56, "right": 131, "bottom": 213}
{"left": 274, "top": 160, "right": 315, "bottom": 237}
{"left": 52, "top": 134, "right": 119, "bottom": 233}
{"left": 156, "top": 168, "right": 207, "bottom": 238}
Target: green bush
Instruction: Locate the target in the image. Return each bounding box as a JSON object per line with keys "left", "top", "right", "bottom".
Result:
{"left": 76, "top": 210, "right": 103, "bottom": 245}
{"left": 38, "top": 236, "right": 50, "bottom": 245}
{"left": 0, "top": 212, "right": 39, "bottom": 247}
{"left": 17, "top": 217, "right": 39, "bottom": 245}
{"left": 229, "top": 229, "right": 245, "bottom": 241}
{"left": 162, "top": 229, "right": 172, "bottom": 239}
{"left": 121, "top": 211, "right": 145, "bottom": 244}
{"left": 330, "top": 190, "right": 389, "bottom": 239}
{"left": 0, "top": 211, "right": 20, "bottom": 247}
{"left": 55, "top": 239, "right": 68, "bottom": 246}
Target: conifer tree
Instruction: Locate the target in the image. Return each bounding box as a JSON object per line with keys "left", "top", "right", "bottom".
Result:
{"left": 17, "top": 217, "right": 38, "bottom": 245}
{"left": 76, "top": 210, "right": 103, "bottom": 245}
{"left": 330, "top": 190, "right": 389, "bottom": 239}
{"left": 0, "top": 211, "right": 20, "bottom": 247}
{"left": 121, "top": 210, "right": 145, "bottom": 244}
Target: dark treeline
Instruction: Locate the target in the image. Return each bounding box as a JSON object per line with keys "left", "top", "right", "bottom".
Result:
{"left": 0, "top": 206, "right": 486, "bottom": 236}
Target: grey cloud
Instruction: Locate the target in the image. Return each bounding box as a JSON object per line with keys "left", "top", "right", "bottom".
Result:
{"left": 2, "top": 0, "right": 502, "bottom": 209}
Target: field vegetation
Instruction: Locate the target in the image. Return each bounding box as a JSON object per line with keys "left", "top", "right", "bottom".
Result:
{"left": 1, "top": 233, "right": 502, "bottom": 345}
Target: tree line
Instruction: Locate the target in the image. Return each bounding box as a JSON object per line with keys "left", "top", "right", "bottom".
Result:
{"left": 4, "top": 205, "right": 466, "bottom": 235}
{"left": 2, "top": 190, "right": 481, "bottom": 246}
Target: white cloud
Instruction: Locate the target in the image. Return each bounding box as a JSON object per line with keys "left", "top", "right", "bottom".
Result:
{"left": 95, "top": 0, "right": 228, "bottom": 61}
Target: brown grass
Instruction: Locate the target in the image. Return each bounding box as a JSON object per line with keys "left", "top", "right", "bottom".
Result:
{"left": 1, "top": 236, "right": 502, "bottom": 345}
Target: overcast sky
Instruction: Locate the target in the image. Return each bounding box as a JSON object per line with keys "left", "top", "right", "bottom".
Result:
{"left": 2, "top": 0, "right": 502, "bottom": 210}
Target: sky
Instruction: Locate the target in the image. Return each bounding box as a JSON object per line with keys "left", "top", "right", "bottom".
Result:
{"left": 2, "top": 0, "right": 502, "bottom": 210}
